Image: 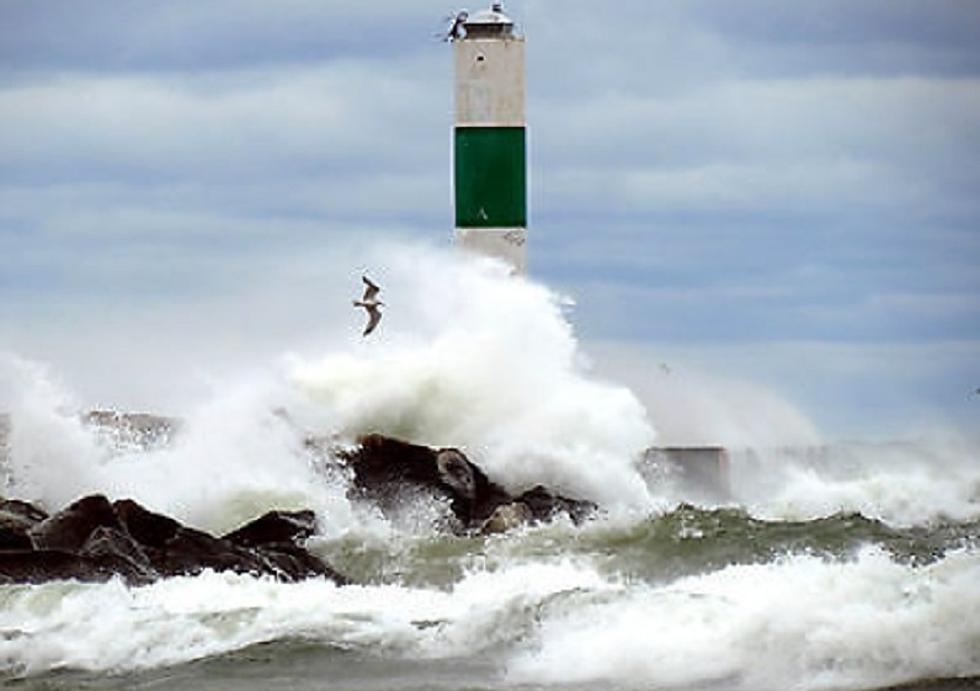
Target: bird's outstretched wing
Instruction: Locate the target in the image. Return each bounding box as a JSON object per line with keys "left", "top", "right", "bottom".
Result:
{"left": 362, "top": 275, "right": 380, "bottom": 301}
{"left": 363, "top": 305, "right": 382, "bottom": 336}
{"left": 441, "top": 11, "right": 468, "bottom": 41}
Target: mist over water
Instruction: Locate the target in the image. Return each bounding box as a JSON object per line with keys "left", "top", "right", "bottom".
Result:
{"left": 1, "top": 243, "right": 979, "bottom": 690}
{"left": 290, "top": 249, "right": 656, "bottom": 507}
{"left": 3, "top": 245, "right": 659, "bottom": 517}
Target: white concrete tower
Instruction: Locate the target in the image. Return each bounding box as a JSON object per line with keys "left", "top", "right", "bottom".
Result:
{"left": 451, "top": 2, "right": 527, "bottom": 274}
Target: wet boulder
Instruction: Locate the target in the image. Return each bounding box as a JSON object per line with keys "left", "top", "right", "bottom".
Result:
{"left": 0, "top": 499, "right": 48, "bottom": 525}
{"left": 113, "top": 498, "right": 181, "bottom": 548}
{"left": 0, "top": 550, "right": 113, "bottom": 585}
{"left": 346, "top": 434, "right": 512, "bottom": 529}
{"left": 253, "top": 542, "right": 350, "bottom": 585}
{"left": 154, "top": 526, "right": 265, "bottom": 578}
{"left": 0, "top": 495, "right": 348, "bottom": 586}
{"left": 345, "top": 434, "right": 596, "bottom": 533}
{"left": 221, "top": 510, "right": 348, "bottom": 585}
{"left": 480, "top": 501, "right": 534, "bottom": 536}
{"left": 222, "top": 509, "right": 317, "bottom": 548}
{"left": 513, "top": 485, "right": 597, "bottom": 525}
{"left": 0, "top": 524, "right": 32, "bottom": 551}
{"left": 480, "top": 487, "right": 598, "bottom": 535}
{"left": 0, "top": 499, "right": 47, "bottom": 550}
{"left": 78, "top": 525, "right": 158, "bottom": 585}
{"left": 29, "top": 494, "right": 121, "bottom": 552}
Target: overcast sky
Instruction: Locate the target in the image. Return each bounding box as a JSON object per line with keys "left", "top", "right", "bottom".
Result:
{"left": 1, "top": 1, "right": 978, "bottom": 439}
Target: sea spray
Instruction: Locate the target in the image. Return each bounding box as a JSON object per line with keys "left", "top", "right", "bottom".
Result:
{"left": 290, "top": 250, "right": 657, "bottom": 507}
{"left": 1, "top": 247, "right": 657, "bottom": 534}
{"left": 3, "top": 234, "right": 980, "bottom": 691}
{"left": 0, "top": 355, "right": 102, "bottom": 510}
{"left": 5, "top": 243, "right": 977, "bottom": 531}
{"left": 0, "top": 247, "right": 660, "bottom": 534}
{"left": 0, "top": 355, "right": 365, "bottom": 537}
{"left": 1, "top": 540, "right": 978, "bottom": 689}
{"left": 506, "top": 546, "right": 980, "bottom": 691}
{"left": 726, "top": 441, "right": 980, "bottom": 527}
{"left": 0, "top": 558, "right": 610, "bottom": 675}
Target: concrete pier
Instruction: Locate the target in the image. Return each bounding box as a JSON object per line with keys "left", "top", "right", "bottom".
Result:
{"left": 643, "top": 446, "right": 731, "bottom": 499}
{"left": 1, "top": 412, "right": 734, "bottom": 502}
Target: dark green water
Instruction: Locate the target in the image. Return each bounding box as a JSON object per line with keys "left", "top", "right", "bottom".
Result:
{"left": 6, "top": 640, "right": 979, "bottom": 691}
{"left": 3, "top": 507, "right": 979, "bottom": 691}
{"left": 320, "top": 505, "right": 980, "bottom": 587}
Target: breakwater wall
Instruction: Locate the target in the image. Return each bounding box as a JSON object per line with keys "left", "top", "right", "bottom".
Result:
{"left": 0, "top": 411, "right": 733, "bottom": 497}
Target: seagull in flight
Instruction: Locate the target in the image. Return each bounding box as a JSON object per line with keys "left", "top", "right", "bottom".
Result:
{"left": 442, "top": 10, "right": 469, "bottom": 41}
{"left": 353, "top": 275, "right": 383, "bottom": 336}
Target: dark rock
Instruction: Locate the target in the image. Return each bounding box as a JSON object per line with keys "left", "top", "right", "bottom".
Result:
{"left": 0, "top": 525, "right": 32, "bottom": 550}
{"left": 467, "top": 470, "right": 515, "bottom": 525}
{"left": 346, "top": 435, "right": 594, "bottom": 532}
{"left": 155, "top": 526, "right": 264, "bottom": 578}
{"left": 479, "top": 488, "right": 597, "bottom": 535}
{"left": 480, "top": 502, "right": 534, "bottom": 536}
{"left": 0, "top": 550, "right": 114, "bottom": 585}
{"left": 0, "top": 499, "right": 47, "bottom": 550}
{"left": 79, "top": 526, "right": 157, "bottom": 585}
{"left": 435, "top": 449, "right": 477, "bottom": 501}
{"left": 156, "top": 523, "right": 347, "bottom": 584}
{"left": 513, "top": 485, "right": 597, "bottom": 525}
{"left": 254, "top": 542, "right": 351, "bottom": 585}
{"left": 29, "top": 495, "right": 121, "bottom": 552}
{"left": 113, "top": 499, "right": 180, "bottom": 549}
{"left": 347, "top": 434, "right": 512, "bottom": 529}
{"left": 222, "top": 510, "right": 317, "bottom": 548}
{"left": 350, "top": 434, "right": 446, "bottom": 489}
{"left": 0, "top": 499, "right": 48, "bottom": 525}
{"left": 0, "top": 494, "right": 347, "bottom": 586}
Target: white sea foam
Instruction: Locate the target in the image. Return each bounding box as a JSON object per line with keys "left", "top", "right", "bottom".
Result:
{"left": 0, "top": 355, "right": 103, "bottom": 508}
{"left": 507, "top": 547, "right": 980, "bottom": 691}
{"left": 2, "top": 246, "right": 658, "bottom": 517}
{"left": 0, "top": 355, "right": 364, "bottom": 536}
{"left": 1, "top": 345, "right": 979, "bottom": 689}
{"left": 2, "top": 243, "right": 979, "bottom": 691}
{"left": 4, "top": 242, "right": 978, "bottom": 530}
{"left": 726, "top": 440, "right": 980, "bottom": 526}
{"left": 0, "top": 548, "right": 977, "bottom": 690}
{"left": 289, "top": 247, "right": 657, "bottom": 507}
{"left": 0, "top": 559, "right": 608, "bottom": 676}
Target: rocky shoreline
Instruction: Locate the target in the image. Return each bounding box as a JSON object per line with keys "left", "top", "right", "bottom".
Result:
{"left": 344, "top": 433, "right": 595, "bottom": 534}
{"left": 0, "top": 433, "right": 595, "bottom": 586}
{"left": 0, "top": 495, "right": 347, "bottom": 586}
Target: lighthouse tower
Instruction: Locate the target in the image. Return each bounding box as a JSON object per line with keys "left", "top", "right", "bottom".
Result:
{"left": 452, "top": 3, "right": 527, "bottom": 274}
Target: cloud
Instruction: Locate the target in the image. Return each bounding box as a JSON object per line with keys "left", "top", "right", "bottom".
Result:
{"left": 525, "top": 0, "right": 980, "bottom": 93}
{"left": 0, "top": 0, "right": 450, "bottom": 72}
{"left": 532, "top": 76, "right": 980, "bottom": 207}
{"left": 0, "top": 61, "right": 452, "bottom": 307}
{"left": 586, "top": 338, "right": 980, "bottom": 441}
{"left": 1, "top": 0, "right": 979, "bottom": 438}
{"left": 0, "top": 60, "right": 450, "bottom": 182}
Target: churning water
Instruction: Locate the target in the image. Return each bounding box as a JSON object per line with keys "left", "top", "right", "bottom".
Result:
{"left": 1, "top": 250, "right": 978, "bottom": 691}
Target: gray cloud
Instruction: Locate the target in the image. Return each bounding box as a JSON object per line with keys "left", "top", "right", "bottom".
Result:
{"left": 0, "top": 0, "right": 451, "bottom": 73}
{"left": 0, "top": 59, "right": 450, "bottom": 180}
{"left": 589, "top": 338, "right": 980, "bottom": 440}
{"left": 2, "top": 0, "right": 979, "bottom": 434}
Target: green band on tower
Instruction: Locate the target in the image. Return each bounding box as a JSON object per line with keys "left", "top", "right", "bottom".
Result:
{"left": 454, "top": 126, "right": 526, "bottom": 229}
